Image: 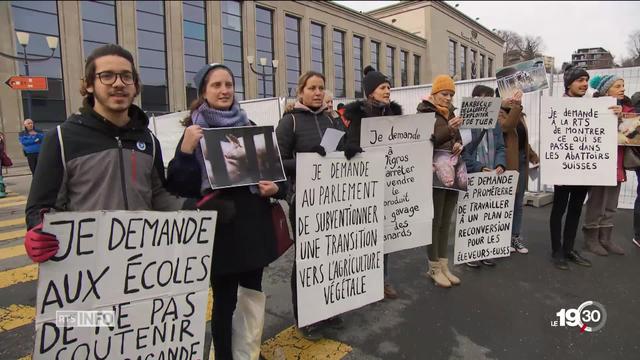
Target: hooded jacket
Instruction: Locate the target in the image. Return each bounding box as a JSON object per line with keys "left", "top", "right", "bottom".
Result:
{"left": 276, "top": 103, "right": 341, "bottom": 179}
{"left": 25, "top": 105, "right": 182, "bottom": 229}
{"left": 343, "top": 100, "right": 403, "bottom": 148}
{"left": 497, "top": 101, "right": 539, "bottom": 181}
{"left": 416, "top": 100, "right": 462, "bottom": 151}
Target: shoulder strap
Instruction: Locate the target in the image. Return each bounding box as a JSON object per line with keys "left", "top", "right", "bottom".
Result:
{"left": 291, "top": 113, "right": 296, "bottom": 134}
{"left": 56, "top": 125, "right": 67, "bottom": 173}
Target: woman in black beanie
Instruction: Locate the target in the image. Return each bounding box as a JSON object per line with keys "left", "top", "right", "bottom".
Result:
{"left": 343, "top": 65, "right": 403, "bottom": 299}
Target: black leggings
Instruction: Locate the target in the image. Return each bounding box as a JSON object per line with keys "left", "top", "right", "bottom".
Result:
{"left": 211, "top": 268, "right": 264, "bottom": 360}
{"left": 549, "top": 185, "right": 589, "bottom": 256}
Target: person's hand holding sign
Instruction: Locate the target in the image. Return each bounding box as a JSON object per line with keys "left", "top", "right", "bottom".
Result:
{"left": 258, "top": 180, "right": 279, "bottom": 197}
{"left": 180, "top": 125, "right": 203, "bottom": 154}
{"left": 448, "top": 116, "right": 463, "bottom": 130}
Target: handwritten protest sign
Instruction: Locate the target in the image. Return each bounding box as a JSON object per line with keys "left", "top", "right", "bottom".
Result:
{"left": 295, "top": 152, "right": 384, "bottom": 328}
{"left": 360, "top": 114, "right": 434, "bottom": 253}
{"left": 459, "top": 97, "right": 502, "bottom": 129}
{"left": 540, "top": 96, "right": 617, "bottom": 186}
{"left": 454, "top": 171, "right": 518, "bottom": 264}
{"left": 34, "top": 211, "right": 216, "bottom": 360}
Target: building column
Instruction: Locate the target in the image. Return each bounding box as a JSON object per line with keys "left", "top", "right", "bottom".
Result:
{"left": 408, "top": 51, "right": 415, "bottom": 86}
{"left": 165, "top": 1, "right": 186, "bottom": 112}
{"left": 208, "top": 1, "right": 222, "bottom": 63}
{"left": 273, "top": 7, "right": 286, "bottom": 97}
{"left": 363, "top": 35, "right": 371, "bottom": 69}
{"left": 324, "top": 25, "right": 334, "bottom": 95}
{"left": 344, "top": 29, "right": 354, "bottom": 98}
{"left": 244, "top": 1, "right": 257, "bottom": 99}
{"left": 300, "top": 15, "right": 310, "bottom": 75}
{"left": 116, "top": 0, "right": 139, "bottom": 106}
{"left": 58, "top": 1, "right": 84, "bottom": 116}
{"left": 0, "top": 1, "right": 25, "bottom": 163}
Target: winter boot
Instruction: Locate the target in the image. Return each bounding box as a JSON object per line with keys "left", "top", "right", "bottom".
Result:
{"left": 428, "top": 260, "right": 451, "bottom": 288}
{"left": 583, "top": 227, "right": 608, "bottom": 256}
{"left": 439, "top": 258, "right": 461, "bottom": 285}
{"left": 599, "top": 227, "right": 624, "bottom": 255}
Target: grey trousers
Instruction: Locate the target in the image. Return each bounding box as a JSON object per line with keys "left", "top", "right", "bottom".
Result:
{"left": 583, "top": 184, "right": 621, "bottom": 229}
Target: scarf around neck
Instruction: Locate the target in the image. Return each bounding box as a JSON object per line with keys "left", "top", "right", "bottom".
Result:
{"left": 192, "top": 101, "right": 249, "bottom": 128}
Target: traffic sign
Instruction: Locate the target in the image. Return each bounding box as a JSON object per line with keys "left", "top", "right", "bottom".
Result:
{"left": 4, "top": 76, "right": 48, "bottom": 91}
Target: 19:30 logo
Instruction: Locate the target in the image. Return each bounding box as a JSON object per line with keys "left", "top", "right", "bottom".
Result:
{"left": 551, "top": 301, "right": 607, "bottom": 333}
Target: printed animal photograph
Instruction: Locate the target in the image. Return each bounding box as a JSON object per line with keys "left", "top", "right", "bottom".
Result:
{"left": 201, "top": 126, "right": 286, "bottom": 189}
{"left": 618, "top": 113, "right": 640, "bottom": 146}
{"left": 496, "top": 58, "right": 549, "bottom": 98}
{"left": 433, "top": 150, "right": 468, "bottom": 192}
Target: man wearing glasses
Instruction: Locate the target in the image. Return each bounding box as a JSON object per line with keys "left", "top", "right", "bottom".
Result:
{"left": 24, "top": 44, "right": 184, "bottom": 263}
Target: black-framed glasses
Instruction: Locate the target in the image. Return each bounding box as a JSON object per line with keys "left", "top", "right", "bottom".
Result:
{"left": 95, "top": 71, "right": 135, "bottom": 85}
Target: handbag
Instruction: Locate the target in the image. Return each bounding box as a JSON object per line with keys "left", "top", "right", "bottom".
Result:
{"left": 271, "top": 200, "right": 293, "bottom": 257}
{"left": 1, "top": 152, "right": 13, "bottom": 167}
{"left": 623, "top": 146, "right": 640, "bottom": 170}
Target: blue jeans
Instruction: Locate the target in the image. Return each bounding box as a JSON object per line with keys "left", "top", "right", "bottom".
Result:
{"left": 635, "top": 170, "right": 640, "bottom": 238}
{"left": 512, "top": 152, "right": 527, "bottom": 238}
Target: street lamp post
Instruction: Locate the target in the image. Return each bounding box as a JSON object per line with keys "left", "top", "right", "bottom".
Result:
{"left": 0, "top": 31, "right": 59, "bottom": 119}
{"left": 247, "top": 55, "right": 279, "bottom": 98}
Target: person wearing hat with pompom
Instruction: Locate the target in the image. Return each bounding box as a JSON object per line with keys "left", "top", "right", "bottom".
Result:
{"left": 582, "top": 74, "right": 634, "bottom": 256}
{"left": 343, "top": 65, "right": 403, "bottom": 298}
{"left": 417, "top": 74, "right": 463, "bottom": 288}
{"left": 548, "top": 65, "right": 593, "bottom": 270}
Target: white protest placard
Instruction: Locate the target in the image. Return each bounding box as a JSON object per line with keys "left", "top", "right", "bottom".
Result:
{"left": 360, "top": 113, "right": 435, "bottom": 253}
{"left": 295, "top": 152, "right": 384, "bottom": 328}
{"left": 540, "top": 96, "right": 618, "bottom": 186}
{"left": 320, "top": 128, "right": 345, "bottom": 153}
{"left": 454, "top": 171, "right": 518, "bottom": 264}
{"left": 459, "top": 97, "right": 502, "bottom": 129}
{"left": 34, "top": 211, "right": 216, "bottom": 360}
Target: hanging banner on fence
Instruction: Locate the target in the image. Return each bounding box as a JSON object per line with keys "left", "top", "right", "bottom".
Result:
{"left": 618, "top": 113, "right": 640, "bottom": 146}
{"left": 201, "top": 125, "right": 286, "bottom": 190}
{"left": 34, "top": 211, "right": 216, "bottom": 360}
{"left": 360, "top": 113, "right": 435, "bottom": 253}
{"left": 496, "top": 58, "right": 549, "bottom": 98}
{"left": 459, "top": 97, "right": 502, "bottom": 129}
{"left": 454, "top": 171, "right": 518, "bottom": 264}
{"left": 295, "top": 152, "right": 384, "bottom": 328}
{"left": 540, "top": 96, "right": 617, "bottom": 186}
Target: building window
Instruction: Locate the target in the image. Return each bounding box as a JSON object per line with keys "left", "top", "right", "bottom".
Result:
{"left": 488, "top": 57, "right": 493, "bottom": 77}
{"left": 460, "top": 45, "right": 467, "bottom": 80}
{"left": 183, "top": 1, "right": 206, "bottom": 106}
{"left": 222, "top": 0, "right": 244, "bottom": 100}
{"left": 480, "top": 54, "right": 485, "bottom": 78}
{"left": 310, "top": 22, "right": 324, "bottom": 74}
{"left": 386, "top": 46, "right": 395, "bottom": 87}
{"left": 470, "top": 49, "right": 477, "bottom": 79}
{"left": 255, "top": 6, "right": 274, "bottom": 98}
{"left": 448, "top": 39, "right": 456, "bottom": 76}
{"left": 371, "top": 40, "right": 380, "bottom": 70}
{"left": 285, "top": 15, "right": 300, "bottom": 97}
{"left": 400, "top": 50, "right": 408, "bottom": 86}
{"left": 333, "top": 30, "right": 345, "bottom": 97}
{"left": 136, "top": 1, "right": 168, "bottom": 114}
{"left": 353, "top": 36, "right": 364, "bottom": 98}
{"left": 11, "top": 1, "right": 66, "bottom": 126}
{"left": 414, "top": 54, "right": 420, "bottom": 85}
{"left": 81, "top": 1, "right": 117, "bottom": 58}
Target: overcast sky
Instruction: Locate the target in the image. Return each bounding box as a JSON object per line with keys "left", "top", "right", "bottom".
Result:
{"left": 335, "top": 1, "right": 640, "bottom": 67}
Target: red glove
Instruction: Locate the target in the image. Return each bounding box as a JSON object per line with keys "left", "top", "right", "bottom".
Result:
{"left": 24, "top": 223, "right": 59, "bottom": 263}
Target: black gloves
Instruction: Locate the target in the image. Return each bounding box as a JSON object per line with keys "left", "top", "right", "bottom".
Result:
{"left": 311, "top": 145, "right": 326, "bottom": 156}
{"left": 344, "top": 144, "right": 363, "bottom": 160}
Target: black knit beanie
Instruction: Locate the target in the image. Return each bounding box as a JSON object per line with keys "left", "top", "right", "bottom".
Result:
{"left": 362, "top": 65, "right": 390, "bottom": 98}
{"left": 563, "top": 65, "right": 589, "bottom": 91}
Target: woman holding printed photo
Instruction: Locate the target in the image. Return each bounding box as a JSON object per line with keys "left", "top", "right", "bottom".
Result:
{"left": 417, "top": 74, "right": 463, "bottom": 288}
{"left": 166, "top": 63, "right": 286, "bottom": 359}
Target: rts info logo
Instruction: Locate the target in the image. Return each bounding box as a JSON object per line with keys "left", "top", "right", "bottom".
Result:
{"left": 551, "top": 301, "right": 607, "bottom": 333}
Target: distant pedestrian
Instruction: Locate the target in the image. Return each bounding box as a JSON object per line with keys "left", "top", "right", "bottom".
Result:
{"left": 0, "top": 132, "right": 8, "bottom": 198}
{"left": 18, "top": 118, "right": 45, "bottom": 174}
